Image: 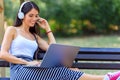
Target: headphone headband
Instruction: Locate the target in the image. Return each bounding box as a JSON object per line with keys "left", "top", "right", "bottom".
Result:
{"left": 18, "top": 1, "right": 30, "bottom": 19}
{"left": 19, "top": 1, "right": 29, "bottom": 13}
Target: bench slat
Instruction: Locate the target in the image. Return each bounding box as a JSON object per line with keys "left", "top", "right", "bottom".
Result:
{"left": 80, "top": 47, "right": 120, "bottom": 52}
{"left": 76, "top": 54, "right": 120, "bottom": 61}
{"left": 0, "top": 78, "right": 10, "bottom": 80}
{"left": 0, "top": 60, "right": 9, "bottom": 67}
{"left": 73, "top": 63, "right": 120, "bottom": 69}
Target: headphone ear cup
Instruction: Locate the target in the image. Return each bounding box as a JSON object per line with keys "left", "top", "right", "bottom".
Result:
{"left": 18, "top": 12, "right": 24, "bottom": 19}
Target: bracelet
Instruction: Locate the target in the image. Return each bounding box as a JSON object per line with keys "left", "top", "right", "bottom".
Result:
{"left": 46, "top": 31, "right": 52, "bottom": 34}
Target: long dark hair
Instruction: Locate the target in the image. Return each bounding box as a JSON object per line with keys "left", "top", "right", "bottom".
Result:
{"left": 14, "top": 1, "right": 40, "bottom": 34}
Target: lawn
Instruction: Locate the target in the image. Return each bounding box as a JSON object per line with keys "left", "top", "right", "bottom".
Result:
{"left": 2, "top": 35, "right": 120, "bottom": 77}
{"left": 56, "top": 35, "right": 120, "bottom": 48}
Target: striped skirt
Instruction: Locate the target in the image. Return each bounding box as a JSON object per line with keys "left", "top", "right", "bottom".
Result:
{"left": 10, "top": 56, "right": 83, "bottom": 80}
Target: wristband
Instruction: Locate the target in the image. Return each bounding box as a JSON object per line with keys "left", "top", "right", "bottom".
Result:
{"left": 46, "top": 31, "right": 52, "bottom": 34}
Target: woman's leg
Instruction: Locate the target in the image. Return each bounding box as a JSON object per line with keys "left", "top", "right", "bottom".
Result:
{"left": 79, "top": 73, "right": 104, "bottom": 80}
{"left": 79, "top": 70, "right": 120, "bottom": 80}
{"left": 69, "top": 68, "right": 104, "bottom": 80}
{"left": 70, "top": 68, "right": 120, "bottom": 80}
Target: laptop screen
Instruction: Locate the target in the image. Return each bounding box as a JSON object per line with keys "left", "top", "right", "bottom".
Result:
{"left": 40, "top": 44, "right": 80, "bottom": 68}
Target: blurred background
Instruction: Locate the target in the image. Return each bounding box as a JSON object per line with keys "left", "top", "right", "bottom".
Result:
{"left": 4, "top": 0, "right": 120, "bottom": 37}
{"left": 1, "top": 0, "right": 120, "bottom": 77}
{"left": 3, "top": 0, "right": 120, "bottom": 48}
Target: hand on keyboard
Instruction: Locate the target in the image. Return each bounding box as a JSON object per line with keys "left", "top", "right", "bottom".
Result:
{"left": 26, "top": 60, "right": 41, "bottom": 67}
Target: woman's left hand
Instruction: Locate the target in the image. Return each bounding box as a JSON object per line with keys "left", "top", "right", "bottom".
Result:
{"left": 26, "top": 60, "right": 41, "bottom": 67}
{"left": 37, "top": 17, "right": 50, "bottom": 31}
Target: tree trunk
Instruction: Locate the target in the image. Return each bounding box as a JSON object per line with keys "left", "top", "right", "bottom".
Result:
{"left": 0, "top": 0, "right": 5, "bottom": 77}
{"left": 0, "top": 0, "right": 4, "bottom": 44}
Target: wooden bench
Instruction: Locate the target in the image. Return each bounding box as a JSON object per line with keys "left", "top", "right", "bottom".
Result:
{"left": 1, "top": 47, "right": 120, "bottom": 80}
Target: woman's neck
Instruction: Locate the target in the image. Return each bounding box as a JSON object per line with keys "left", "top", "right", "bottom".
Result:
{"left": 20, "top": 24, "right": 30, "bottom": 33}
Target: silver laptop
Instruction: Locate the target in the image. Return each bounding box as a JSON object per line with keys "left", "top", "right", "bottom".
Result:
{"left": 24, "top": 44, "right": 80, "bottom": 68}
{"left": 40, "top": 44, "right": 80, "bottom": 68}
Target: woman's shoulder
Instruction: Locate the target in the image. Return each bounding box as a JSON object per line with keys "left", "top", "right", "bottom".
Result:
{"left": 5, "top": 26, "right": 17, "bottom": 36}
{"left": 6, "top": 26, "right": 16, "bottom": 31}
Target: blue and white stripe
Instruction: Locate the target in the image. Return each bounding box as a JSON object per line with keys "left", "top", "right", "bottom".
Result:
{"left": 10, "top": 56, "right": 83, "bottom": 80}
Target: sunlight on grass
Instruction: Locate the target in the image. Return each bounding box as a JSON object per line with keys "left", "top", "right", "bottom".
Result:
{"left": 80, "top": 69, "right": 118, "bottom": 75}
{"left": 56, "top": 35, "right": 120, "bottom": 48}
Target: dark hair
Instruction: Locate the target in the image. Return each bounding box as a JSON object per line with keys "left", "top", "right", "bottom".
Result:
{"left": 14, "top": 1, "right": 40, "bottom": 34}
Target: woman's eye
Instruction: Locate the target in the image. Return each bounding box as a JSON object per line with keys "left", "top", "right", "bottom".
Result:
{"left": 36, "top": 15, "right": 39, "bottom": 18}
{"left": 28, "top": 14, "right": 39, "bottom": 18}
{"left": 29, "top": 14, "right": 33, "bottom": 17}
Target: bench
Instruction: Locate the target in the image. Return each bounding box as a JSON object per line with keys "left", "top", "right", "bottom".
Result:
{"left": 1, "top": 47, "right": 120, "bottom": 80}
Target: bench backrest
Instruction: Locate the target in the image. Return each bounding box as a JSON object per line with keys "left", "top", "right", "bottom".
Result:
{"left": 73, "top": 47, "right": 120, "bottom": 69}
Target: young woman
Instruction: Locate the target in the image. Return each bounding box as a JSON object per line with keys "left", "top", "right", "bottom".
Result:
{"left": 0, "top": 1, "right": 120, "bottom": 80}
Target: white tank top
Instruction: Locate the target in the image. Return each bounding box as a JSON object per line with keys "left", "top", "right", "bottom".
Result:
{"left": 10, "top": 29, "right": 38, "bottom": 58}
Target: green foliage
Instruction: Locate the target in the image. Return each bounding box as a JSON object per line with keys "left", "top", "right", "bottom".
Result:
{"left": 80, "top": 0, "right": 120, "bottom": 34}
{"left": 4, "top": 0, "right": 120, "bottom": 36}
{"left": 4, "top": 0, "right": 19, "bottom": 25}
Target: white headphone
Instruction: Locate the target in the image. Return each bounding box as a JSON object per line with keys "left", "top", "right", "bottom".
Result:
{"left": 18, "top": 1, "right": 30, "bottom": 19}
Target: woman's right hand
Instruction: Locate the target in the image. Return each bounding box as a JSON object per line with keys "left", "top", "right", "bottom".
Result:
{"left": 36, "top": 17, "right": 51, "bottom": 31}
{"left": 26, "top": 60, "right": 41, "bottom": 66}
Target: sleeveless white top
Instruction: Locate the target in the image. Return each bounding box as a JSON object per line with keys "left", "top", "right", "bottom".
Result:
{"left": 10, "top": 31, "right": 38, "bottom": 58}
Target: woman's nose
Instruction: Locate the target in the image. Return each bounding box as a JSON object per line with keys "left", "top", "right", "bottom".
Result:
{"left": 33, "top": 17, "right": 38, "bottom": 22}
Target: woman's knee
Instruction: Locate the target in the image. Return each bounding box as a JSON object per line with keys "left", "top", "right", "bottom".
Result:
{"left": 78, "top": 73, "right": 104, "bottom": 80}
{"left": 69, "top": 68, "right": 80, "bottom": 71}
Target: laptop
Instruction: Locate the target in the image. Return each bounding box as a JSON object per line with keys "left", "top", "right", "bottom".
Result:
{"left": 24, "top": 44, "right": 80, "bottom": 68}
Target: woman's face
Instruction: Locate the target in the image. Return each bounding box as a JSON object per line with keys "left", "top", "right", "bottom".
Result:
{"left": 23, "top": 8, "right": 39, "bottom": 27}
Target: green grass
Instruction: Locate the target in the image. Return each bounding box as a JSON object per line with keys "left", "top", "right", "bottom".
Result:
{"left": 56, "top": 35, "right": 120, "bottom": 48}
{"left": 1, "top": 35, "right": 120, "bottom": 77}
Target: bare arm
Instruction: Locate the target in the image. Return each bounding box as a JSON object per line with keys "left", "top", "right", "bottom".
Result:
{"left": 0, "top": 27, "right": 29, "bottom": 65}
{"left": 36, "top": 17, "right": 56, "bottom": 51}
{"left": 46, "top": 26, "right": 56, "bottom": 45}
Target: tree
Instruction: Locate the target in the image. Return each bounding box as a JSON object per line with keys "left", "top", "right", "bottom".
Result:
{"left": 20, "top": 0, "right": 25, "bottom": 4}
{"left": 0, "top": 0, "right": 4, "bottom": 44}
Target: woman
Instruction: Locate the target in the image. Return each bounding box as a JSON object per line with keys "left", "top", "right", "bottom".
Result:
{"left": 0, "top": 1, "right": 120, "bottom": 80}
